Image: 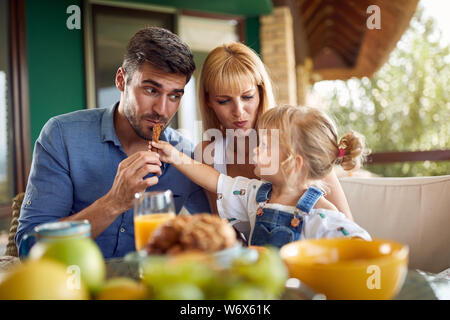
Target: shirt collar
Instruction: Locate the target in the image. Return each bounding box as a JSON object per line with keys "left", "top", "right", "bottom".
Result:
{"left": 101, "top": 102, "right": 122, "bottom": 147}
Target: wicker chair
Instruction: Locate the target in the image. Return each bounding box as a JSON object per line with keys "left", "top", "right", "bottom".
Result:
{"left": 5, "top": 193, "right": 24, "bottom": 257}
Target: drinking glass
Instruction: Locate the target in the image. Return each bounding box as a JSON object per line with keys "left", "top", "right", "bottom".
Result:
{"left": 134, "top": 190, "right": 176, "bottom": 252}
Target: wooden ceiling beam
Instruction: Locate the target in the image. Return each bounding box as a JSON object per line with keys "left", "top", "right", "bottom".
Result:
{"left": 307, "top": 19, "right": 362, "bottom": 58}
{"left": 327, "top": 42, "right": 355, "bottom": 67}
{"left": 331, "top": 16, "right": 365, "bottom": 44}
{"left": 313, "top": 0, "right": 420, "bottom": 80}
{"left": 305, "top": 6, "right": 334, "bottom": 39}
{"left": 313, "top": 47, "right": 349, "bottom": 69}
{"left": 300, "top": 0, "right": 323, "bottom": 24}
{"left": 300, "top": 0, "right": 314, "bottom": 13}
{"left": 309, "top": 30, "right": 332, "bottom": 57}
{"left": 335, "top": 0, "right": 367, "bottom": 19}
{"left": 331, "top": 22, "right": 363, "bottom": 48}
{"left": 345, "top": 0, "right": 371, "bottom": 13}
{"left": 314, "top": 30, "right": 359, "bottom": 63}
{"left": 327, "top": 40, "right": 359, "bottom": 62}
{"left": 328, "top": 37, "right": 358, "bottom": 61}
{"left": 332, "top": 7, "right": 366, "bottom": 33}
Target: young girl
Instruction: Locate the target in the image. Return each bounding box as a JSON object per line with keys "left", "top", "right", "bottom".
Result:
{"left": 151, "top": 105, "right": 371, "bottom": 247}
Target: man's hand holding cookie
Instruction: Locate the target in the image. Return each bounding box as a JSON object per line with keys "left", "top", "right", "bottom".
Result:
{"left": 104, "top": 150, "right": 162, "bottom": 214}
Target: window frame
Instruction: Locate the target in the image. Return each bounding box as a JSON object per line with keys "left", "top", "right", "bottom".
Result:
{"left": 83, "top": 0, "right": 177, "bottom": 110}
{"left": 0, "top": 0, "right": 31, "bottom": 218}
{"left": 368, "top": 150, "right": 450, "bottom": 164}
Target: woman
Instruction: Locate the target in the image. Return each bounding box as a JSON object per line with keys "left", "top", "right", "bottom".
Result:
{"left": 196, "top": 42, "right": 353, "bottom": 237}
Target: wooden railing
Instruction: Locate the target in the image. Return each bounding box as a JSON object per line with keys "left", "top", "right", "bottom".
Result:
{"left": 367, "top": 150, "right": 450, "bottom": 164}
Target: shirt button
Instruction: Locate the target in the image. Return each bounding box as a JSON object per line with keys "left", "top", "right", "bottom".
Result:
{"left": 120, "top": 227, "right": 125, "bottom": 233}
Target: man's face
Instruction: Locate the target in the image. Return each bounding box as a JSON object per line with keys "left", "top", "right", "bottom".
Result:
{"left": 118, "top": 63, "right": 187, "bottom": 140}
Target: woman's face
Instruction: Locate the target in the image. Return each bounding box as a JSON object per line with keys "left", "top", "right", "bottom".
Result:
{"left": 207, "top": 83, "right": 260, "bottom": 134}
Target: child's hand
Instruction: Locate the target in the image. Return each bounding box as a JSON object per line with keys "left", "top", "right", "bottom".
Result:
{"left": 150, "top": 141, "right": 181, "bottom": 164}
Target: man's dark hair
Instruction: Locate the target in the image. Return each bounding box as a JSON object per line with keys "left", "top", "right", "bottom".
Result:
{"left": 123, "top": 27, "right": 195, "bottom": 84}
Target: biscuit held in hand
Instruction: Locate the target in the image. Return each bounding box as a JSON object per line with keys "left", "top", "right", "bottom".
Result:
{"left": 152, "top": 123, "right": 162, "bottom": 143}
{"left": 148, "top": 123, "right": 162, "bottom": 152}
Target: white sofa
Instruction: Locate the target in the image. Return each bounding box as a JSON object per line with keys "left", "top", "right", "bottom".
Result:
{"left": 340, "top": 175, "right": 450, "bottom": 273}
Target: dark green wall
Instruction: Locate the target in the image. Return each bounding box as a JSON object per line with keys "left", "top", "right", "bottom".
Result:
{"left": 26, "top": 0, "right": 86, "bottom": 148}
{"left": 25, "top": 0, "right": 266, "bottom": 149}
{"left": 106, "top": 0, "right": 272, "bottom": 16}
{"left": 245, "top": 17, "right": 261, "bottom": 55}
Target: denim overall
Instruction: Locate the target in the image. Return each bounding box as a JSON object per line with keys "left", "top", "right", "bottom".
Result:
{"left": 250, "top": 183, "right": 324, "bottom": 248}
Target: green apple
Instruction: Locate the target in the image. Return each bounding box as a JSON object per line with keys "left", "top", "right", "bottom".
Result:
{"left": 29, "top": 238, "right": 106, "bottom": 293}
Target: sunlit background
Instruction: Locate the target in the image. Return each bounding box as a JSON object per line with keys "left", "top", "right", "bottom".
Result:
{"left": 311, "top": 0, "right": 450, "bottom": 177}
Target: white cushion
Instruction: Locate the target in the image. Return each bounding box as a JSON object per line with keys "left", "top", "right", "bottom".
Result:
{"left": 339, "top": 175, "right": 450, "bottom": 273}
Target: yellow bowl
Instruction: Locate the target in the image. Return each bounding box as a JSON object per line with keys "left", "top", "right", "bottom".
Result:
{"left": 280, "top": 238, "right": 409, "bottom": 300}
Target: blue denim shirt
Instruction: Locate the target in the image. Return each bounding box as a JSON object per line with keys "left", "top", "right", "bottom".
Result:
{"left": 15, "top": 103, "right": 211, "bottom": 258}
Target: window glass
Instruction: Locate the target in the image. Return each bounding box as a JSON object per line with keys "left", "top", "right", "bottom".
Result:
{"left": 178, "top": 15, "right": 240, "bottom": 144}
{"left": 92, "top": 5, "right": 174, "bottom": 109}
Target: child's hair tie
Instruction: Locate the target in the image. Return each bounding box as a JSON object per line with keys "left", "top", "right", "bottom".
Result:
{"left": 338, "top": 148, "right": 345, "bottom": 159}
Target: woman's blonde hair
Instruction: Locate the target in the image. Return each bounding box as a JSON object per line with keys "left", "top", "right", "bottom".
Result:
{"left": 198, "top": 42, "right": 275, "bottom": 132}
{"left": 257, "top": 105, "right": 368, "bottom": 181}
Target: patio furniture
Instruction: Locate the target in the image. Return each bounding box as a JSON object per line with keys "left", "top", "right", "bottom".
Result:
{"left": 340, "top": 175, "right": 450, "bottom": 274}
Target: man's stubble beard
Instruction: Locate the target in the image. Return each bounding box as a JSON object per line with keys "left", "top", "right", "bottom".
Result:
{"left": 123, "top": 89, "right": 174, "bottom": 141}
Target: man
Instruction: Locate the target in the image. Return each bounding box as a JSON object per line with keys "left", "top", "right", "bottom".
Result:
{"left": 15, "top": 27, "right": 211, "bottom": 258}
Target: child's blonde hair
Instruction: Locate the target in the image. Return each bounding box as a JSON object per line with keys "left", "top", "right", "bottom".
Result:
{"left": 198, "top": 42, "right": 275, "bottom": 133}
{"left": 257, "top": 105, "right": 368, "bottom": 181}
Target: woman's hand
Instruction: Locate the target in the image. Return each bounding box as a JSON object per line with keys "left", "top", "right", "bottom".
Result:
{"left": 150, "top": 141, "right": 182, "bottom": 164}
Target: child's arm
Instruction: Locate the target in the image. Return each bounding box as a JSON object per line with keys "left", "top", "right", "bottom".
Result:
{"left": 315, "top": 197, "right": 338, "bottom": 211}
{"left": 150, "top": 141, "right": 219, "bottom": 193}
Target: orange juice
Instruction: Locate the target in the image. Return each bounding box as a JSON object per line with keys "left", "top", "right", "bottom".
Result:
{"left": 134, "top": 213, "right": 175, "bottom": 251}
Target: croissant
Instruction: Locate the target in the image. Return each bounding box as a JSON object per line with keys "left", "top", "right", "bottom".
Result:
{"left": 145, "top": 214, "right": 237, "bottom": 255}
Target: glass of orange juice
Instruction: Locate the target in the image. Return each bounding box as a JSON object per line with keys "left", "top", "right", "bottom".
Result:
{"left": 134, "top": 190, "right": 176, "bottom": 252}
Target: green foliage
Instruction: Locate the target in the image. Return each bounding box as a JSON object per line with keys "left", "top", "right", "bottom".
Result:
{"left": 313, "top": 7, "right": 450, "bottom": 177}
